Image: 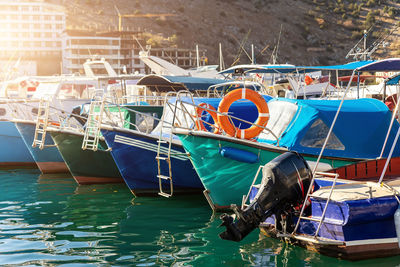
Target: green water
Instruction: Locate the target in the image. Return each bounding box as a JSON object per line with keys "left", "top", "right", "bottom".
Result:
{"left": 1, "top": 169, "right": 400, "bottom": 266}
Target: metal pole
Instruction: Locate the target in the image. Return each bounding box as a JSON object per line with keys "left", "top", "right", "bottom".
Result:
{"left": 219, "top": 43, "right": 223, "bottom": 71}
{"left": 196, "top": 45, "right": 200, "bottom": 68}
{"left": 383, "top": 81, "right": 387, "bottom": 102}
{"left": 357, "top": 72, "right": 360, "bottom": 99}
{"left": 252, "top": 44, "right": 255, "bottom": 64}
{"left": 363, "top": 30, "right": 367, "bottom": 61}
{"left": 378, "top": 126, "right": 400, "bottom": 184}
{"left": 311, "top": 70, "right": 356, "bottom": 175}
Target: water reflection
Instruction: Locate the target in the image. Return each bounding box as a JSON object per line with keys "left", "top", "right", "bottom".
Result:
{"left": 1, "top": 170, "right": 400, "bottom": 266}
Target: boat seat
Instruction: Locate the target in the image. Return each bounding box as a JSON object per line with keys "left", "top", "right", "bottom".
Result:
{"left": 311, "top": 179, "right": 400, "bottom": 201}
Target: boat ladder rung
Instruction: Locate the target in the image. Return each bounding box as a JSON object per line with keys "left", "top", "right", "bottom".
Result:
{"left": 158, "top": 192, "right": 172, "bottom": 198}
{"left": 156, "top": 156, "right": 168, "bottom": 160}
{"left": 157, "top": 174, "right": 171, "bottom": 180}
{"left": 298, "top": 216, "right": 323, "bottom": 222}
{"left": 157, "top": 140, "right": 167, "bottom": 144}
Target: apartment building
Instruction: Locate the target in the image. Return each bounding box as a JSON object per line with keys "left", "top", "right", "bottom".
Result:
{"left": 61, "top": 30, "right": 123, "bottom": 75}
{"left": 0, "top": 0, "right": 66, "bottom": 76}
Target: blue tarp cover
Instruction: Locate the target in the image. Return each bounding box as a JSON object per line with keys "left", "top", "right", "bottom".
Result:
{"left": 386, "top": 73, "right": 400, "bottom": 85}
{"left": 264, "top": 98, "right": 400, "bottom": 159}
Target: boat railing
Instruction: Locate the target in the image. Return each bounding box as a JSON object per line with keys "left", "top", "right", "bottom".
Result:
{"left": 170, "top": 98, "right": 280, "bottom": 145}
{"left": 241, "top": 165, "right": 264, "bottom": 210}
{"left": 206, "top": 80, "right": 266, "bottom": 98}
{"left": 5, "top": 99, "right": 41, "bottom": 122}
{"left": 31, "top": 97, "right": 86, "bottom": 150}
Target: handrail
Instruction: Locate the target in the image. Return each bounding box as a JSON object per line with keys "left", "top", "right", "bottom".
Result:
{"left": 379, "top": 96, "right": 400, "bottom": 158}
{"left": 172, "top": 99, "right": 280, "bottom": 145}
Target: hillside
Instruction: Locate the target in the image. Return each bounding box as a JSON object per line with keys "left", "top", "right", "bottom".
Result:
{"left": 62, "top": 0, "right": 400, "bottom": 67}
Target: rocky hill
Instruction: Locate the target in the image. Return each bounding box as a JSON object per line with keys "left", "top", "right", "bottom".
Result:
{"left": 62, "top": 0, "right": 399, "bottom": 66}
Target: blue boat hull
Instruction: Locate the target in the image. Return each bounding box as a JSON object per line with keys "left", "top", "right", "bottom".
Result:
{"left": 15, "top": 121, "right": 69, "bottom": 173}
{"left": 249, "top": 179, "right": 400, "bottom": 260}
{"left": 0, "top": 121, "right": 36, "bottom": 166}
{"left": 101, "top": 128, "right": 203, "bottom": 195}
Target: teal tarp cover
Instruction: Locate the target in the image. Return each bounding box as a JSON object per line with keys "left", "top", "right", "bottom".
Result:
{"left": 270, "top": 98, "right": 400, "bottom": 159}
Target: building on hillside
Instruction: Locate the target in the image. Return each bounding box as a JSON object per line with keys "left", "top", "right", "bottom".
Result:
{"left": 0, "top": 0, "right": 66, "bottom": 77}
{"left": 61, "top": 29, "right": 207, "bottom": 75}
{"left": 61, "top": 30, "right": 123, "bottom": 75}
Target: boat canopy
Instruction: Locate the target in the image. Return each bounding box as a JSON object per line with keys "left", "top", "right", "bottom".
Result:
{"left": 136, "top": 74, "right": 228, "bottom": 92}
{"left": 386, "top": 73, "right": 400, "bottom": 86}
{"left": 356, "top": 58, "right": 400, "bottom": 72}
{"left": 259, "top": 98, "right": 400, "bottom": 159}
{"left": 219, "top": 61, "right": 375, "bottom": 74}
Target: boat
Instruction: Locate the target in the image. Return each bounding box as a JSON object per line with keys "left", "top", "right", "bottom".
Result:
{"left": 174, "top": 96, "right": 400, "bottom": 210}
{"left": 13, "top": 77, "right": 101, "bottom": 173}
{"left": 49, "top": 128, "right": 123, "bottom": 184}
{"left": 173, "top": 59, "right": 400, "bottom": 210}
{"left": 0, "top": 76, "right": 58, "bottom": 167}
{"left": 219, "top": 150, "right": 400, "bottom": 260}
{"left": 48, "top": 103, "right": 164, "bottom": 185}
{"left": 99, "top": 77, "right": 267, "bottom": 196}
{"left": 11, "top": 59, "right": 131, "bottom": 174}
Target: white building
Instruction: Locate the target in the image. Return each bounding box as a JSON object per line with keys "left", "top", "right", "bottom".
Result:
{"left": 61, "top": 30, "right": 124, "bottom": 75}
{"left": 0, "top": 0, "right": 66, "bottom": 76}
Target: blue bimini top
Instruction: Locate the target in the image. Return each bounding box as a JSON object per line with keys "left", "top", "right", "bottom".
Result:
{"left": 258, "top": 98, "right": 400, "bottom": 159}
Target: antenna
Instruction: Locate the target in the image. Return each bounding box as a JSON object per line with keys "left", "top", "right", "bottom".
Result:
{"left": 346, "top": 27, "right": 373, "bottom": 60}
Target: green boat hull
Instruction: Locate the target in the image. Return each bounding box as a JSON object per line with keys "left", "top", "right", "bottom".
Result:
{"left": 50, "top": 130, "right": 123, "bottom": 185}
{"left": 177, "top": 132, "right": 355, "bottom": 210}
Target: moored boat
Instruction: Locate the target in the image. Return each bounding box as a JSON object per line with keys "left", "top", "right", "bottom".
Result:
{"left": 15, "top": 120, "right": 69, "bottom": 173}
{"left": 49, "top": 128, "right": 123, "bottom": 184}
{"left": 174, "top": 96, "right": 399, "bottom": 210}
{"left": 0, "top": 121, "right": 35, "bottom": 167}
{"left": 219, "top": 151, "right": 400, "bottom": 260}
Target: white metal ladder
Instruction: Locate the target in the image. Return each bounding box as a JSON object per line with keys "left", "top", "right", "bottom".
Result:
{"left": 82, "top": 90, "right": 105, "bottom": 151}
{"left": 155, "top": 91, "right": 195, "bottom": 198}
{"left": 32, "top": 98, "right": 51, "bottom": 150}
{"left": 290, "top": 171, "right": 340, "bottom": 242}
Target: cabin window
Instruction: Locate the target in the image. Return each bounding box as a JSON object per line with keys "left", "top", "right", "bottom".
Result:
{"left": 135, "top": 112, "right": 159, "bottom": 132}
{"left": 58, "top": 84, "right": 93, "bottom": 99}
{"left": 0, "top": 108, "right": 6, "bottom": 116}
{"left": 300, "top": 119, "right": 345, "bottom": 150}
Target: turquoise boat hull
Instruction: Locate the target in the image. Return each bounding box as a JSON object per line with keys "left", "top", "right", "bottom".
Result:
{"left": 0, "top": 121, "right": 36, "bottom": 166}
{"left": 176, "top": 130, "right": 356, "bottom": 210}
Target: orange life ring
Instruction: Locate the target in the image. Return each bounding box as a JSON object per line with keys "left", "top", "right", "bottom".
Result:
{"left": 195, "top": 103, "right": 219, "bottom": 133}
{"left": 20, "top": 80, "right": 27, "bottom": 87}
{"left": 217, "top": 88, "right": 269, "bottom": 139}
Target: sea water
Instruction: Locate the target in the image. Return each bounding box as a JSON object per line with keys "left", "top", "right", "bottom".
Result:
{"left": 1, "top": 169, "right": 400, "bottom": 266}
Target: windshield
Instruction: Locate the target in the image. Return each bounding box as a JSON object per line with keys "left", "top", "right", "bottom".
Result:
{"left": 32, "top": 82, "right": 59, "bottom": 99}
{"left": 300, "top": 119, "right": 345, "bottom": 150}
{"left": 58, "top": 83, "right": 95, "bottom": 99}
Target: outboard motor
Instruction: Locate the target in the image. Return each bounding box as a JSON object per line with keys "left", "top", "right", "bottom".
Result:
{"left": 219, "top": 152, "right": 312, "bottom": 242}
